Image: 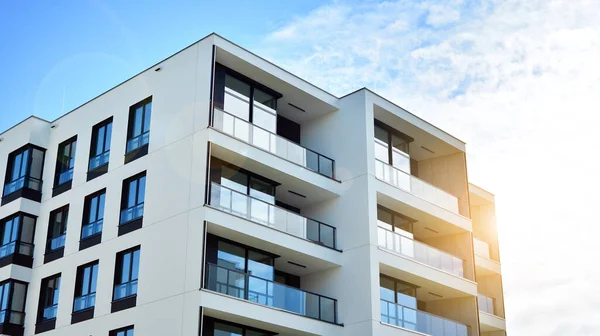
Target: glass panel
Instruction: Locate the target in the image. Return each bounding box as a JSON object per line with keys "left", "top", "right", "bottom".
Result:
{"left": 319, "top": 156, "right": 333, "bottom": 178}
{"left": 253, "top": 106, "right": 276, "bottom": 133}
{"left": 30, "top": 148, "right": 44, "bottom": 180}
{"left": 134, "top": 106, "right": 143, "bottom": 137}
{"left": 131, "top": 249, "right": 140, "bottom": 280}
{"left": 19, "top": 150, "right": 29, "bottom": 178}
{"left": 254, "top": 88, "right": 276, "bottom": 110}
{"left": 105, "top": 122, "right": 112, "bottom": 150}
{"left": 249, "top": 177, "right": 275, "bottom": 204}
{"left": 217, "top": 241, "right": 246, "bottom": 272}
{"left": 143, "top": 102, "right": 152, "bottom": 132}
{"left": 221, "top": 166, "right": 248, "bottom": 194}
{"left": 247, "top": 250, "right": 274, "bottom": 281}
{"left": 137, "top": 176, "right": 146, "bottom": 204}
{"left": 214, "top": 321, "right": 244, "bottom": 336}
{"left": 380, "top": 276, "right": 396, "bottom": 302}
{"left": 121, "top": 253, "right": 131, "bottom": 283}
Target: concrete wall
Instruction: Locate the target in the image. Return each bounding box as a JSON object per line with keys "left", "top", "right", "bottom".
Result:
{"left": 417, "top": 152, "right": 470, "bottom": 218}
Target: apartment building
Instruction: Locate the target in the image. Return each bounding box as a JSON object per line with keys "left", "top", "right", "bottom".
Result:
{"left": 0, "top": 33, "right": 507, "bottom": 336}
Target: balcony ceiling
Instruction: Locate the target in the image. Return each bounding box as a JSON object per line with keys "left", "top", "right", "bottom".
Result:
{"left": 216, "top": 48, "right": 338, "bottom": 125}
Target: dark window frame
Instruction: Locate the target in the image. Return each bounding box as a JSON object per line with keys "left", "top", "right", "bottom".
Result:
{"left": 53, "top": 135, "right": 77, "bottom": 190}
{"left": 374, "top": 119, "right": 414, "bottom": 164}
{"left": 202, "top": 316, "right": 277, "bottom": 336}
{"left": 125, "top": 97, "right": 152, "bottom": 156}
{"left": 113, "top": 246, "right": 141, "bottom": 302}
{"left": 376, "top": 205, "right": 415, "bottom": 234}
{"left": 119, "top": 172, "right": 146, "bottom": 228}
{"left": 109, "top": 325, "right": 134, "bottom": 336}
{"left": 0, "top": 212, "right": 36, "bottom": 267}
{"left": 81, "top": 189, "right": 106, "bottom": 241}
{"left": 2, "top": 144, "right": 46, "bottom": 205}
{"left": 209, "top": 158, "right": 280, "bottom": 197}
{"left": 0, "top": 279, "right": 28, "bottom": 327}
{"left": 73, "top": 260, "right": 99, "bottom": 313}
{"left": 46, "top": 205, "right": 68, "bottom": 253}
{"left": 37, "top": 273, "right": 61, "bottom": 324}
{"left": 88, "top": 117, "right": 113, "bottom": 173}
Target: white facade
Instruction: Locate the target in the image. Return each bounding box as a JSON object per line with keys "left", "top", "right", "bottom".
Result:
{"left": 0, "top": 33, "right": 506, "bottom": 336}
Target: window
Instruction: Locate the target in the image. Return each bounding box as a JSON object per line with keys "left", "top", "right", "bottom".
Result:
{"left": 89, "top": 118, "right": 112, "bottom": 172}
{"left": 215, "top": 161, "right": 277, "bottom": 205}
{"left": 81, "top": 190, "right": 105, "bottom": 240}
{"left": 2, "top": 145, "right": 45, "bottom": 203}
{"left": 38, "top": 274, "right": 61, "bottom": 322}
{"left": 0, "top": 213, "right": 35, "bottom": 261}
{"left": 126, "top": 97, "right": 152, "bottom": 156}
{"left": 53, "top": 136, "right": 77, "bottom": 189}
{"left": 374, "top": 121, "right": 413, "bottom": 173}
{"left": 113, "top": 247, "right": 140, "bottom": 301}
{"left": 376, "top": 206, "right": 415, "bottom": 235}
{"left": 380, "top": 274, "right": 417, "bottom": 309}
{"left": 73, "top": 261, "right": 98, "bottom": 312}
{"left": 119, "top": 173, "right": 146, "bottom": 226}
{"left": 109, "top": 326, "right": 134, "bottom": 336}
{"left": 0, "top": 280, "right": 27, "bottom": 326}
{"left": 202, "top": 317, "right": 275, "bottom": 336}
{"left": 47, "top": 206, "right": 68, "bottom": 252}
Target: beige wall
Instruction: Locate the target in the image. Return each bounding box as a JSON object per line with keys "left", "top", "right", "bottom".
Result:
{"left": 421, "top": 232, "right": 476, "bottom": 282}
{"left": 417, "top": 152, "right": 470, "bottom": 218}
{"left": 477, "top": 274, "right": 506, "bottom": 318}
{"left": 425, "top": 296, "right": 480, "bottom": 336}
{"left": 483, "top": 331, "right": 507, "bottom": 336}
{"left": 472, "top": 203, "right": 501, "bottom": 261}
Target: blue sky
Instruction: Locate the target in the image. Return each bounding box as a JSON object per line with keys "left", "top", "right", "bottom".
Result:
{"left": 0, "top": 0, "right": 323, "bottom": 133}
{"left": 2, "top": 1, "right": 600, "bottom": 335}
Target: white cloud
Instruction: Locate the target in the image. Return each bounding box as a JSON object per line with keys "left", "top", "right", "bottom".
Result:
{"left": 258, "top": 0, "right": 600, "bottom": 334}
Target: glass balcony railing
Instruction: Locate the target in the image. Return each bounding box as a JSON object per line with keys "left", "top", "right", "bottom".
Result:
{"left": 3, "top": 176, "right": 42, "bottom": 196}
{"left": 89, "top": 151, "right": 110, "bottom": 171}
{"left": 120, "top": 204, "right": 144, "bottom": 224}
{"left": 42, "top": 305, "right": 58, "bottom": 320}
{"left": 81, "top": 219, "right": 103, "bottom": 239}
{"left": 212, "top": 108, "right": 335, "bottom": 179}
{"left": 205, "top": 263, "right": 338, "bottom": 324}
{"left": 57, "top": 168, "right": 74, "bottom": 185}
{"left": 478, "top": 294, "right": 495, "bottom": 315}
{"left": 0, "top": 241, "right": 34, "bottom": 259}
{"left": 113, "top": 280, "right": 138, "bottom": 300}
{"left": 377, "top": 226, "right": 464, "bottom": 278}
{"left": 473, "top": 238, "right": 491, "bottom": 259}
{"left": 381, "top": 299, "right": 468, "bottom": 336}
{"left": 49, "top": 234, "right": 66, "bottom": 251}
{"left": 374, "top": 159, "right": 459, "bottom": 214}
{"left": 126, "top": 132, "right": 150, "bottom": 154}
{"left": 0, "top": 310, "right": 25, "bottom": 325}
{"left": 209, "top": 182, "right": 337, "bottom": 249}
{"left": 74, "top": 293, "right": 96, "bottom": 312}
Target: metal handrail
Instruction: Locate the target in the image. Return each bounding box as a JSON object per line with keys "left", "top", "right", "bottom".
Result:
{"left": 209, "top": 182, "right": 337, "bottom": 249}
{"left": 205, "top": 262, "right": 338, "bottom": 323}
{"left": 380, "top": 299, "right": 469, "bottom": 336}
{"left": 375, "top": 159, "right": 458, "bottom": 198}
{"left": 377, "top": 226, "right": 465, "bottom": 278}
{"left": 212, "top": 108, "right": 335, "bottom": 178}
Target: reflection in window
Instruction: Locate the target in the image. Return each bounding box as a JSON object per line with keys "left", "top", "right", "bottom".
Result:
{"left": 113, "top": 247, "right": 140, "bottom": 301}
{"left": 126, "top": 98, "right": 152, "bottom": 154}
{"left": 82, "top": 190, "right": 105, "bottom": 239}
{"left": 3, "top": 146, "right": 45, "bottom": 197}
{"left": 379, "top": 274, "right": 417, "bottom": 309}
{"left": 47, "top": 206, "right": 68, "bottom": 251}
{"left": 54, "top": 137, "right": 77, "bottom": 186}
{"left": 39, "top": 274, "right": 61, "bottom": 321}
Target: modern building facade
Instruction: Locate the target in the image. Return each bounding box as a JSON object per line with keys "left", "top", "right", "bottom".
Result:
{"left": 0, "top": 33, "right": 507, "bottom": 336}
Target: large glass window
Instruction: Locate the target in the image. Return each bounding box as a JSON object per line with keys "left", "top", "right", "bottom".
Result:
{"left": 0, "top": 213, "right": 35, "bottom": 259}
{"left": 113, "top": 247, "right": 140, "bottom": 301}
{"left": 120, "top": 173, "right": 146, "bottom": 224}
{"left": 47, "top": 206, "right": 68, "bottom": 252}
{"left": 126, "top": 98, "right": 152, "bottom": 154}
{"left": 379, "top": 274, "right": 417, "bottom": 309}
{"left": 73, "top": 261, "right": 98, "bottom": 312}
{"left": 3, "top": 145, "right": 45, "bottom": 197}
{"left": 89, "top": 118, "right": 112, "bottom": 171}
{"left": 38, "top": 274, "right": 61, "bottom": 322}
{"left": 54, "top": 136, "right": 77, "bottom": 187}
{"left": 0, "top": 280, "right": 27, "bottom": 326}
{"left": 218, "top": 162, "right": 276, "bottom": 205}
{"left": 374, "top": 121, "right": 412, "bottom": 173}
{"left": 82, "top": 190, "right": 105, "bottom": 239}
{"left": 377, "top": 206, "right": 414, "bottom": 235}
{"left": 203, "top": 317, "right": 274, "bottom": 336}
{"left": 109, "top": 326, "right": 134, "bottom": 336}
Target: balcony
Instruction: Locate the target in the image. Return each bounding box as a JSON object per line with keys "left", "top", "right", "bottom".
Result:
{"left": 205, "top": 263, "right": 338, "bottom": 324}
{"left": 375, "top": 160, "right": 458, "bottom": 214}
{"left": 380, "top": 299, "right": 468, "bottom": 336}
{"left": 209, "top": 182, "right": 337, "bottom": 249}
{"left": 478, "top": 294, "right": 506, "bottom": 332}
{"left": 377, "top": 226, "right": 464, "bottom": 278}
{"left": 0, "top": 240, "right": 34, "bottom": 268}
{"left": 0, "top": 309, "right": 25, "bottom": 336}
{"left": 473, "top": 238, "right": 501, "bottom": 275}
{"left": 212, "top": 108, "right": 335, "bottom": 179}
